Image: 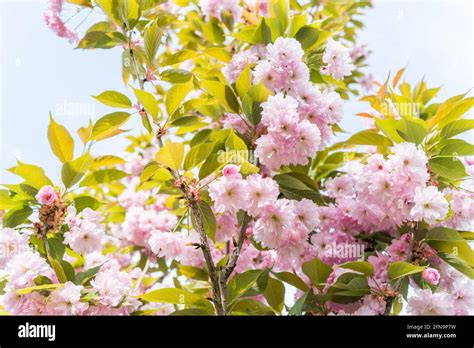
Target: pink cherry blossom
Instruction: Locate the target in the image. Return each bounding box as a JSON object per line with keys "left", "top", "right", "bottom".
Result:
{"left": 422, "top": 267, "right": 441, "bottom": 285}
{"left": 36, "top": 185, "right": 57, "bottom": 206}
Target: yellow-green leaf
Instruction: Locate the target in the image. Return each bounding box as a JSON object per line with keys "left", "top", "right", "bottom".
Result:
{"left": 166, "top": 80, "right": 194, "bottom": 116}
{"left": 91, "top": 112, "right": 131, "bottom": 141}
{"left": 133, "top": 88, "right": 159, "bottom": 119}
{"left": 48, "top": 115, "right": 74, "bottom": 163}
{"left": 93, "top": 90, "right": 132, "bottom": 108}
{"left": 155, "top": 142, "right": 184, "bottom": 171}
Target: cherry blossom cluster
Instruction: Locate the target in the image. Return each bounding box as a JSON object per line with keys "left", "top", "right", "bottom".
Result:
{"left": 0, "top": 226, "right": 140, "bottom": 315}
{"left": 43, "top": 0, "right": 78, "bottom": 44}
{"left": 223, "top": 37, "right": 348, "bottom": 170}
{"left": 208, "top": 164, "right": 320, "bottom": 270}
{"left": 322, "top": 143, "right": 450, "bottom": 233}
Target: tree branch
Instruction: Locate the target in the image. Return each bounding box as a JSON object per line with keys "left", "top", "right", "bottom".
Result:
{"left": 128, "top": 41, "right": 224, "bottom": 315}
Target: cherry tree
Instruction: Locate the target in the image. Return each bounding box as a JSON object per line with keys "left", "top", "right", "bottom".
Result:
{"left": 0, "top": 0, "right": 472, "bottom": 316}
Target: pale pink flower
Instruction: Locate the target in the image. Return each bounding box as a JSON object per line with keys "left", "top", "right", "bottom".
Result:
{"left": 320, "top": 39, "right": 355, "bottom": 80}
{"left": 407, "top": 288, "right": 453, "bottom": 315}
{"left": 209, "top": 176, "right": 248, "bottom": 214}
{"left": 64, "top": 219, "right": 104, "bottom": 255}
{"left": 91, "top": 265, "right": 133, "bottom": 307}
{"left": 48, "top": 282, "right": 88, "bottom": 315}
{"left": 411, "top": 186, "right": 449, "bottom": 224}
{"left": 6, "top": 250, "right": 52, "bottom": 288}
{"left": 0, "top": 228, "right": 30, "bottom": 267}
{"left": 245, "top": 174, "right": 280, "bottom": 217}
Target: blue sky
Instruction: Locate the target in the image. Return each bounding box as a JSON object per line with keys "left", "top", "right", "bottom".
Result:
{"left": 0, "top": 0, "right": 473, "bottom": 183}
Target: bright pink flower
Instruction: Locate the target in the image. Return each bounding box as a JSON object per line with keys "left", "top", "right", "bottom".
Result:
{"left": 36, "top": 185, "right": 57, "bottom": 206}
{"left": 222, "top": 164, "right": 241, "bottom": 179}
{"left": 422, "top": 267, "right": 441, "bottom": 285}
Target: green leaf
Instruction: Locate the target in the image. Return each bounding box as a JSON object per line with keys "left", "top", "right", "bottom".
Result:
{"left": 132, "top": 88, "right": 158, "bottom": 119}
{"left": 200, "top": 79, "right": 240, "bottom": 113}
{"left": 437, "top": 252, "right": 474, "bottom": 279}
{"left": 139, "top": 288, "right": 213, "bottom": 311}
{"left": 144, "top": 20, "right": 162, "bottom": 63}
{"left": 61, "top": 153, "right": 94, "bottom": 188}
{"left": 439, "top": 139, "right": 474, "bottom": 157}
{"left": 228, "top": 269, "right": 265, "bottom": 306}
{"left": 236, "top": 63, "right": 251, "bottom": 99}
{"left": 429, "top": 157, "right": 468, "bottom": 181}
{"left": 204, "top": 47, "right": 232, "bottom": 63}
{"left": 8, "top": 162, "right": 53, "bottom": 190}
{"left": 440, "top": 119, "right": 474, "bottom": 138}
{"left": 396, "top": 117, "right": 428, "bottom": 145}
{"left": 327, "top": 273, "right": 370, "bottom": 304}
{"left": 74, "top": 265, "right": 101, "bottom": 285}
{"left": 230, "top": 298, "right": 274, "bottom": 315}
{"left": 253, "top": 17, "right": 273, "bottom": 44}
{"left": 289, "top": 14, "right": 307, "bottom": 37}
{"left": 201, "top": 20, "right": 225, "bottom": 44}
{"left": 270, "top": 0, "right": 289, "bottom": 30}
{"left": 302, "top": 257, "right": 332, "bottom": 288}
{"left": 121, "top": 0, "right": 140, "bottom": 29}
{"left": 2, "top": 205, "right": 32, "bottom": 228}
{"left": 91, "top": 112, "right": 131, "bottom": 141}
{"left": 48, "top": 115, "right": 74, "bottom": 163}
{"left": 73, "top": 195, "right": 102, "bottom": 213}
{"left": 387, "top": 261, "right": 425, "bottom": 281}
{"left": 294, "top": 25, "right": 319, "bottom": 50}
{"left": 191, "top": 201, "right": 216, "bottom": 241}
{"left": 184, "top": 142, "right": 215, "bottom": 170}
{"left": 155, "top": 142, "right": 184, "bottom": 171}
{"left": 263, "top": 277, "right": 285, "bottom": 313}
{"left": 95, "top": 0, "right": 120, "bottom": 25}
{"left": 439, "top": 97, "right": 474, "bottom": 128}
{"left": 199, "top": 153, "right": 221, "bottom": 179}
{"left": 225, "top": 129, "right": 247, "bottom": 151}
{"left": 93, "top": 90, "right": 131, "bottom": 108}
{"left": 16, "top": 283, "right": 64, "bottom": 295}
{"left": 163, "top": 49, "right": 198, "bottom": 66}
{"left": 47, "top": 236, "right": 65, "bottom": 260}
{"left": 346, "top": 130, "right": 392, "bottom": 147}
{"left": 48, "top": 257, "right": 68, "bottom": 283}
{"left": 92, "top": 155, "right": 126, "bottom": 169}
{"left": 79, "top": 168, "right": 128, "bottom": 187}
{"left": 272, "top": 271, "right": 309, "bottom": 292}
{"left": 0, "top": 190, "right": 22, "bottom": 210}
{"left": 374, "top": 118, "right": 404, "bottom": 143}
{"left": 179, "top": 265, "right": 208, "bottom": 281}
{"left": 426, "top": 227, "right": 474, "bottom": 267}
{"left": 273, "top": 173, "right": 331, "bottom": 205}
{"left": 160, "top": 69, "right": 192, "bottom": 84}
{"left": 166, "top": 80, "right": 194, "bottom": 116}
{"left": 288, "top": 290, "right": 311, "bottom": 316}
{"left": 339, "top": 261, "right": 374, "bottom": 276}
{"left": 140, "top": 162, "right": 159, "bottom": 183}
